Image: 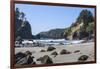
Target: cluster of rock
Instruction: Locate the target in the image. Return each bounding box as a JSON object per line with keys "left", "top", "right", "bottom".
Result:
{"left": 15, "top": 41, "right": 45, "bottom": 47}
{"left": 15, "top": 46, "right": 89, "bottom": 65}
{"left": 15, "top": 51, "right": 53, "bottom": 65}
{"left": 15, "top": 51, "right": 36, "bottom": 65}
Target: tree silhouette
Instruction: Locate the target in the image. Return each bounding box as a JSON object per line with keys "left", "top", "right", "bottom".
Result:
{"left": 20, "top": 12, "right": 25, "bottom": 21}
{"left": 77, "top": 9, "right": 94, "bottom": 25}
{"left": 15, "top": 8, "right": 20, "bottom": 19}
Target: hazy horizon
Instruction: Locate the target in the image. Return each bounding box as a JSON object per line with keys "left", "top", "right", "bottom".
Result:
{"left": 15, "top": 4, "right": 95, "bottom": 35}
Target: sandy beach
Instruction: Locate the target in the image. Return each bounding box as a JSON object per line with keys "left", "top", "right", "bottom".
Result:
{"left": 15, "top": 42, "right": 95, "bottom": 65}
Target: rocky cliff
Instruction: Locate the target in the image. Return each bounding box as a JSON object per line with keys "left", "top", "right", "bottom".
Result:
{"left": 35, "top": 9, "right": 94, "bottom": 40}
{"left": 35, "top": 28, "right": 66, "bottom": 39}
{"left": 15, "top": 8, "right": 33, "bottom": 40}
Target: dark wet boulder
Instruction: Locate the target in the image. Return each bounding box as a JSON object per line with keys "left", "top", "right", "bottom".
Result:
{"left": 37, "top": 57, "right": 43, "bottom": 61}
{"left": 59, "top": 42, "right": 64, "bottom": 45}
{"left": 60, "top": 49, "right": 71, "bottom": 55}
{"left": 37, "top": 55, "right": 53, "bottom": 64}
{"left": 78, "top": 55, "right": 89, "bottom": 62}
{"left": 51, "top": 51, "right": 58, "bottom": 57}
{"left": 74, "top": 50, "right": 80, "bottom": 53}
{"left": 47, "top": 46, "right": 56, "bottom": 51}
{"left": 25, "top": 51, "right": 35, "bottom": 64}
{"left": 42, "top": 55, "right": 53, "bottom": 64}
{"left": 15, "top": 51, "right": 35, "bottom": 65}
{"left": 25, "top": 51, "right": 32, "bottom": 55}
{"left": 15, "top": 52, "right": 26, "bottom": 63}
{"left": 51, "top": 51, "right": 58, "bottom": 55}
{"left": 40, "top": 49, "right": 46, "bottom": 52}
{"left": 27, "top": 56, "right": 34, "bottom": 64}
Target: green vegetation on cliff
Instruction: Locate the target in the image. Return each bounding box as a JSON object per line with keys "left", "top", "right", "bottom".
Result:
{"left": 15, "top": 8, "right": 33, "bottom": 40}
{"left": 35, "top": 9, "right": 94, "bottom": 40}
{"left": 64, "top": 9, "right": 94, "bottom": 40}
{"left": 35, "top": 28, "right": 66, "bottom": 39}
{"left": 15, "top": 8, "right": 94, "bottom": 40}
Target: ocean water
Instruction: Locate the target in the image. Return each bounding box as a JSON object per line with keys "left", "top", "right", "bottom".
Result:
{"left": 33, "top": 39, "right": 85, "bottom": 45}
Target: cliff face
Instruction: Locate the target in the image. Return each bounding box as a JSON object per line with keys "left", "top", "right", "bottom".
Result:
{"left": 35, "top": 28, "right": 66, "bottom": 39}
{"left": 15, "top": 8, "right": 94, "bottom": 40}
{"left": 15, "top": 19, "right": 33, "bottom": 40}
{"left": 65, "top": 22, "right": 83, "bottom": 40}
{"left": 15, "top": 8, "right": 33, "bottom": 40}
{"left": 35, "top": 9, "right": 94, "bottom": 40}
{"left": 64, "top": 9, "right": 94, "bottom": 40}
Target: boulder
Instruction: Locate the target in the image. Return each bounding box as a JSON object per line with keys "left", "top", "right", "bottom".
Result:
{"left": 40, "top": 49, "right": 46, "bottom": 52}
{"left": 15, "top": 52, "right": 26, "bottom": 63}
{"left": 51, "top": 51, "right": 58, "bottom": 58}
{"left": 78, "top": 55, "right": 89, "bottom": 62}
{"left": 27, "top": 56, "right": 35, "bottom": 64}
{"left": 47, "top": 46, "right": 56, "bottom": 51}
{"left": 25, "top": 51, "right": 32, "bottom": 55}
{"left": 15, "top": 51, "right": 35, "bottom": 65}
{"left": 60, "top": 49, "right": 71, "bottom": 55}
{"left": 74, "top": 50, "right": 80, "bottom": 53}
{"left": 37, "top": 57, "right": 43, "bottom": 61}
{"left": 37, "top": 55, "right": 53, "bottom": 64}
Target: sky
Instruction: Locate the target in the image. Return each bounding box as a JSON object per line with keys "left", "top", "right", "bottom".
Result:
{"left": 15, "top": 4, "right": 95, "bottom": 35}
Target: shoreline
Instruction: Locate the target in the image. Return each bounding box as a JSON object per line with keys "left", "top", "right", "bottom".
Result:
{"left": 15, "top": 42, "right": 95, "bottom": 64}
